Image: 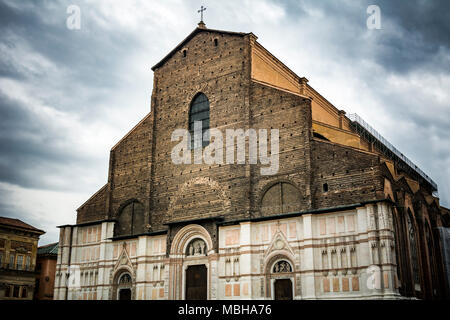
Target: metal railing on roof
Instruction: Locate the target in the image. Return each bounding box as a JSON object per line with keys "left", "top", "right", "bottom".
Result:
{"left": 348, "top": 113, "right": 438, "bottom": 192}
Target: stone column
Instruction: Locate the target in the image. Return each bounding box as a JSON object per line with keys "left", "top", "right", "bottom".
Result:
{"left": 301, "top": 214, "right": 315, "bottom": 299}
{"left": 98, "top": 222, "right": 114, "bottom": 300}
{"left": 238, "top": 222, "right": 251, "bottom": 300}
{"left": 136, "top": 235, "right": 148, "bottom": 299}
{"left": 67, "top": 226, "right": 78, "bottom": 300}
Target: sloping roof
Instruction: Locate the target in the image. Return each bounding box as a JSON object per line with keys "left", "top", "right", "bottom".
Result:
{"left": 151, "top": 25, "right": 251, "bottom": 71}
{"left": 0, "top": 216, "right": 45, "bottom": 233}
{"left": 38, "top": 242, "right": 59, "bottom": 255}
{"left": 76, "top": 183, "right": 107, "bottom": 211}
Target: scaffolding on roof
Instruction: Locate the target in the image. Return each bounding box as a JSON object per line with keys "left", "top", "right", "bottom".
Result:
{"left": 348, "top": 113, "right": 438, "bottom": 193}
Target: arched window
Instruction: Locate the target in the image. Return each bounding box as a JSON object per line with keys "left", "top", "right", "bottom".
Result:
{"left": 261, "top": 182, "right": 301, "bottom": 215}
{"left": 391, "top": 208, "right": 404, "bottom": 292}
{"left": 116, "top": 201, "right": 145, "bottom": 237}
{"left": 189, "top": 93, "right": 210, "bottom": 148}
{"left": 425, "top": 224, "right": 438, "bottom": 297}
{"left": 406, "top": 212, "right": 421, "bottom": 292}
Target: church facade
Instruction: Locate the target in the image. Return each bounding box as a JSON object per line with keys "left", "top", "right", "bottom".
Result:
{"left": 54, "top": 23, "right": 449, "bottom": 300}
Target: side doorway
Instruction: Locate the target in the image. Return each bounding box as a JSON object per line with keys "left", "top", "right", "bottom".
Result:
{"left": 274, "top": 279, "right": 293, "bottom": 300}
{"left": 119, "top": 288, "right": 131, "bottom": 300}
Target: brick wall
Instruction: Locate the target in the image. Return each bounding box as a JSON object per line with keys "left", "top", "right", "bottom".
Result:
{"left": 249, "top": 82, "right": 313, "bottom": 217}
{"left": 149, "top": 31, "right": 252, "bottom": 227}
{"left": 108, "top": 114, "right": 153, "bottom": 221}
{"left": 76, "top": 29, "right": 387, "bottom": 227}
{"left": 77, "top": 185, "right": 107, "bottom": 224}
{"left": 311, "top": 139, "right": 383, "bottom": 209}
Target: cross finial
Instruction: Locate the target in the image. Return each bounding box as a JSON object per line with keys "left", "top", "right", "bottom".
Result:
{"left": 198, "top": 5, "right": 206, "bottom": 22}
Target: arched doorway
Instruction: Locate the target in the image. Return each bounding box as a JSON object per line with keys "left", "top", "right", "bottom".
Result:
{"left": 169, "top": 225, "right": 214, "bottom": 300}
{"left": 265, "top": 257, "right": 295, "bottom": 300}
{"left": 116, "top": 273, "right": 132, "bottom": 300}
{"left": 271, "top": 260, "right": 294, "bottom": 300}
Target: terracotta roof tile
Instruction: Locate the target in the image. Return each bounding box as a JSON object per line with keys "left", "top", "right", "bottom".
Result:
{"left": 0, "top": 216, "right": 45, "bottom": 233}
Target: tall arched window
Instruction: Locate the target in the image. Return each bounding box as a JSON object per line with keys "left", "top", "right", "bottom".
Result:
{"left": 116, "top": 201, "right": 144, "bottom": 237}
{"left": 391, "top": 209, "right": 405, "bottom": 293}
{"left": 425, "top": 224, "right": 438, "bottom": 297}
{"left": 406, "top": 212, "right": 421, "bottom": 292}
{"left": 189, "top": 93, "right": 210, "bottom": 148}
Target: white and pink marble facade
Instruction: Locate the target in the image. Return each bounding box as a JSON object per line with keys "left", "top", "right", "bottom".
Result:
{"left": 54, "top": 202, "right": 402, "bottom": 300}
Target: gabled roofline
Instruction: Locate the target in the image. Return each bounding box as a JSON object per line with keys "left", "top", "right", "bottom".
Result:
{"left": 111, "top": 112, "right": 152, "bottom": 151}
{"left": 151, "top": 26, "right": 251, "bottom": 71}
{"left": 252, "top": 40, "right": 302, "bottom": 83}
{"left": 251, "top": 78, "right": 311, "bottom": 100}
{"left": 76, "top": 184, "right": 107, "bottom": 211}
{"left": 0, "top": 217, "right": 45, "bottom": 234}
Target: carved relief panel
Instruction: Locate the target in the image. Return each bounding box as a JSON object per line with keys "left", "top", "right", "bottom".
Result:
{"left": 186, "top": 238, "right": 207, "bottom": 257}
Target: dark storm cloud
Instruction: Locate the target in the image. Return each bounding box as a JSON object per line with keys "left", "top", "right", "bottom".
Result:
{"left": 279, "top": 0, "right": 450, "bottom": 74}
{"left": 0, "top": 0, "right": 146, "bottom": 193}
{"left": 371, "top": 0, "right": 450, "bottom": 74}
{"left": 376, "top": 0, "right": 450, "bottom": 47}
{"left": 0, "top": 0, "right": 142, "bottom": 114}
{"left": 0, "top": 91, "right": 94, "bottom": 190}
{"left": 265, "top": 0, "right": 450, "bottom": 204}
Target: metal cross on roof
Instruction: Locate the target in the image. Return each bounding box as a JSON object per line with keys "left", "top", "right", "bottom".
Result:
{"left": 198, "top": 5, "right": 206, "bottom": 22}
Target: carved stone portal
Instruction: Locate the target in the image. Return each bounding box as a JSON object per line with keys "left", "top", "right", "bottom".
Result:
{"left": 186, "top": 238, "right": 207, "bottom": 257}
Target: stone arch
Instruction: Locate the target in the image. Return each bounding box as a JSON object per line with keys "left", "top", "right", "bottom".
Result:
{"left": 111, "top": 267, "right": 135, "bottom": 300}
{"left": 424, "top": 220, "right": 438, "bottom": 297}
{"left": 264, "top": 251, "right": 296, "bottom": 275}
{"left": 391, "top": 206, "right": 407, "bottom": 295}
{"left": 170, "top": 224, "right": 214, "bottom": 256}
{"left": 259, "top": 180, "right": 302, "bottom": 216}
{"left": 263, "top": 252, "right": 296, "bottom": 299}
{"left": 168, "top": 224, "right": 214, "bottom": 300}
{"left": 406, "top": 208, "right": 422, "bottom": 294}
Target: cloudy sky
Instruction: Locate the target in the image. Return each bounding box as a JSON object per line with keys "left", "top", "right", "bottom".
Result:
{"left": 0, "top": 0, "right": 449, "bottom": 245}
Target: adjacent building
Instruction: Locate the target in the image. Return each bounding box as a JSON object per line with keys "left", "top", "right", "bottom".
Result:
{"left": 54, "top": 23, "right": 450, "bottom": 300}
{"left": 0, "top": 216, "right": 45, "bottom": 300}
{"left": 34, "top": 242, "right": 58, "bottom": 300}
